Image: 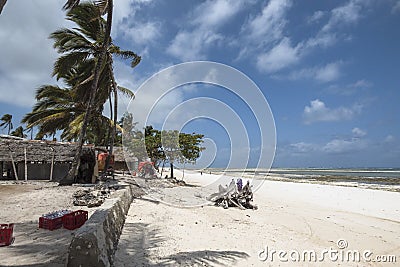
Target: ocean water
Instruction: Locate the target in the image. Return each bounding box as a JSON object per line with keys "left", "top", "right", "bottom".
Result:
{"left": 210, "top": 168, "right": 400, "bottom": 192}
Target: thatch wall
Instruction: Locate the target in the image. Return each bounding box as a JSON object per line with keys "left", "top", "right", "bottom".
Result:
{"left": 0, "top": 135, "right": 93, "bottom": 162}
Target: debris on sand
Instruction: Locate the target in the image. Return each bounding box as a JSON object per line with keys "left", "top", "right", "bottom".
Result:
{"left": 73, "top": 183, "right": 120, "bottom": 207}
{"left": 207, "top": 179, "right": 258, "bottom": 210}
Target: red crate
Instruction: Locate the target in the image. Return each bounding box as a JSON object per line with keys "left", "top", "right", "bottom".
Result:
{"left": 39, "top": 216, "right": 64, "bottom": 231}
{"left": 0, "top": 224, "right": 14, "bottom": 247}
{"left": 62, "top": 210, "right": 88, "bottom": 230}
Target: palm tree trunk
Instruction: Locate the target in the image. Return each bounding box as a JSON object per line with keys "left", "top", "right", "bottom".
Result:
{"left": 60, "top": 0, "right": 113, "bottom": 185}
{"left": 0, "top": 0, "right": 7, "bottom": 14}
{"left": 102, "top": 58, "right": 118, "bottom": 179}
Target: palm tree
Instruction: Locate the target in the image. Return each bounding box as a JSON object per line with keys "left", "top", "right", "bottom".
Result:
{"left": 22, "top": 84, "right": 114, "bottom": 143}
{"left": 3, "top": 1, "right": 138, "bottom": 184}
{"left": 10, "top": 126, "right": 26, "bottom": 138}
{"left": 0, "top": 114, "right": 13, "bottom": 135}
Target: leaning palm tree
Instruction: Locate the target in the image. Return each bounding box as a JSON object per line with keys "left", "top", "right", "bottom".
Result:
{"left": 22, "top": 83, "right": 118, "bottom": 144}
{"left": 59, "top": 0, "right": 115, "bottom": 185}
{"left": 0, "top": 114, "right": 13, "bottom": 135}
{"left": 53, "top": 2, "right": 140, "bottom": 184}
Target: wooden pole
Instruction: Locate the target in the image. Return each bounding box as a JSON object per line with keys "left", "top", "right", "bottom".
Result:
{"left": 24, "top": 147, "right": 28, "bottom": 181}
{"left": 50, "top": 148, "right": 55, "bottom": 181}
{"left": 8, "top": 149, "right": 18, "bottom": 181}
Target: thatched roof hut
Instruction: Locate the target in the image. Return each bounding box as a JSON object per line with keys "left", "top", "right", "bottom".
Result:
{"left": 0, "top": 135, "right": 93, "bottom": 162}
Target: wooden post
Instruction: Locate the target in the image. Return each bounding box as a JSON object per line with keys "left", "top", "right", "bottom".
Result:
{"left": 9, "top": 150, "right": 18, "bottom": 181}
{"left": 50, "top": 148, "right": 55, "bottom": 181}
{"left": 24, "top": 147, "right": 28, "bottom": 181}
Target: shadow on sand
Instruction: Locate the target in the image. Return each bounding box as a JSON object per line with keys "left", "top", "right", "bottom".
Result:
{"left": 114, "top": 222, "right": 249, "bottom": 267}
{"left": 0, "top": 221, "right": 75, "bottom": 267}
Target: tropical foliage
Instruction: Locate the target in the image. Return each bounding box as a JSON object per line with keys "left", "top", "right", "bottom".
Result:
{"left": 122, "top": 114, "right": 205, "bottom": 178}
{"left": 0, "top": 114, "right": 13, "bottom": 135}
{"left": 23, "top": 3, "right": 139, "bottom": 145}
{"left": 10, "top": 126, "right": 26, "bottom": 138}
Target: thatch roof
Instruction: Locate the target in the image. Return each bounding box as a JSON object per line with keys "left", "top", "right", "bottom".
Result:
{"left": 0, "top": 135, "right": 94, "bottom": 162}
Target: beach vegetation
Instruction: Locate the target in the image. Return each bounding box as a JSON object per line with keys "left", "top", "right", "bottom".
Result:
{"left": 10, "top": 126, "right": 26, "bottom": 138}
{"left": 0, "top": 113, "right": 13, "bottom": 135}
{"left": 21, "top": 1, "right": 140, "bottom": 185}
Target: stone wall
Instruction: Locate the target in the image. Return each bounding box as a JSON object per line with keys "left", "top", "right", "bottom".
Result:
{"left": 66, "top": 184, "right": 136, "bottom": 267}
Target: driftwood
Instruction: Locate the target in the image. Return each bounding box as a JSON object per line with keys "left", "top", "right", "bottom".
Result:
{"left": 208, "top": 179, "right": 257, "bottom": 210}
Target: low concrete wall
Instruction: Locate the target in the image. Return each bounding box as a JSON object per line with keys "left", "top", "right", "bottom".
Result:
{"left": 66, "top": 184, "right": 134, "bottom": 267}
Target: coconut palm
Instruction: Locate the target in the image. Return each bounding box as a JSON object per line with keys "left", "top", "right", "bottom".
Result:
{"left": 10, "top": 126, "right": 26, "bottom": 138}
{"left": 22, "top": 83, "right": 120, "bottom": 144}
{"left": 0, "top": 114, "right": 13, "bottom": 135}
{"left": 52, "top": 2, "right": 139, "bottom": 185}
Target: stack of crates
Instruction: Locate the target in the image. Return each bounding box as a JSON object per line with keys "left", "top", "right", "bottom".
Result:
{"left": 39, "top": 210, "right": 88, "bottom": 231}
{"left": 39, "top": 210, "right": 72, "bottom": 230}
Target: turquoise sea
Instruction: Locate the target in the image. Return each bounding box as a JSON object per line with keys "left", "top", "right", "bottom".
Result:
{"left": 210, "top": 168, "right": 400, "bottom": 192}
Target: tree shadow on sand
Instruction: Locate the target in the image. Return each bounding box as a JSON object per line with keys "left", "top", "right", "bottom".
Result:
{"left": 0, "top": 221, "right": 75, "bottom": 267}
{"left": 114, "top": 222, "right": 249, "bottom": 267}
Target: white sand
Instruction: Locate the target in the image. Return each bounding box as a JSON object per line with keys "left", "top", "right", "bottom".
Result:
{"left": 0, "top": 181, "right": 97, "bottom": 266}
{"left": 115, "top": 170, "right": 400, "bottom": 266}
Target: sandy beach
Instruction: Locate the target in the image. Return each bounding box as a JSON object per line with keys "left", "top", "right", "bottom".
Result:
{"left": 0, "top": 181, "right": 105, "bottom": 266}
{"left": 115, "top": 170, "right": 400, "bottom": 266}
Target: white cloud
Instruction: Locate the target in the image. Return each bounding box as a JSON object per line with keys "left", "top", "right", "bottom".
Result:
{"left": 325, "top": 79, "right": 372, "bottom": 95}
{"left": 167, "top": 31, "right": 223, "bottom": 61}
{"left": 119, "top": 21, "right": 160, "bottom": 45}
{"left": 307, "top": 10, "right": 325, "bottom": 24}
{"left": 167, "top": 0, "right": 244, "bottom": 61}
{"left": 322, "top": 0, "right": 365, "bottom": 32}
{"left": 0, "top": 0, "right": 72, "bottom": 107}
{"left": 112, "top": 0, "right": 160, "bottom": 55}
{"left": 322, "top": 137, "right": 367, "bottom": 153}
{"left": 392, "top": 1, "right": 400, "bottom": 13}
{"left": 385, "top": 135, "right": 395, "bottom": 143}
{"left": 192, "top": 0, "right": 245, "bottom": 28}
{"left": 256, "top": 38, "right": 300, "bottom": 73}
{"left": 290, "top": 142, "right": 317, "bottom": 153}
{"left": 303, "top": 99, "right": 362, "bottom": 124}
{"left": 315, "top": 62, "right": 341, "bottom": 82}
{"left": 243, "top": 0, "right": 292, "bottom": 45}
{"left": 352, "top": 127, "right": 366, "bottom": 138}
{"left": 289, "top": 61, "right": 342, "bottom": 83}
{"left": 302, "top": 0, "right": 371, "bottom": 53}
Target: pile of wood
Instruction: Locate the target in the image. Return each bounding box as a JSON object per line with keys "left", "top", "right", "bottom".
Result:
{"left": 207, "top": 179, "right": 257, "bottom": 210}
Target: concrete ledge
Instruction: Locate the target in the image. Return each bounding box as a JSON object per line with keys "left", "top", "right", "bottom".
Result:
{"left": 66, "top": 184, "right": 134, "bottom": 267}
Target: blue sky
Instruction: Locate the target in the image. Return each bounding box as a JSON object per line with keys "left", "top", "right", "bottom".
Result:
{"left": 0, "top": 0, "right": 399, "bottom": 168}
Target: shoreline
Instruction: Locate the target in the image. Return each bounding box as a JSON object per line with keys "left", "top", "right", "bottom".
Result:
{"left": 171, "top": 168, "right": 400, "bottom": 193}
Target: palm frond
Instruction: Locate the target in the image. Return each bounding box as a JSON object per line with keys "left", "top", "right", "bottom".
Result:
{"left": 53, "top": 52, "right": 91, "bottom": 79}
{"left": 63, "top": 0, "right": 80, "bottom": 10}
{"left": 111, "top": 47, "right": 141, "bottom": 68}
{"left": 95, "top": 0, "right": 109, "bottom": 15}
{"left": 117, "top": 86, "right": 135, "bottom": 99}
